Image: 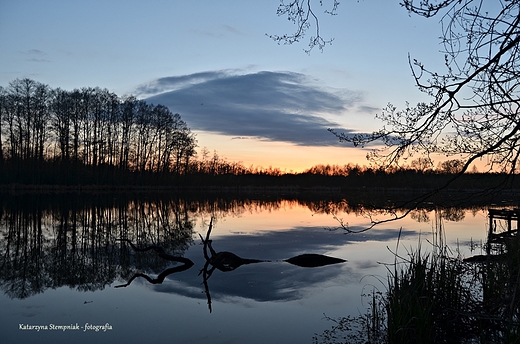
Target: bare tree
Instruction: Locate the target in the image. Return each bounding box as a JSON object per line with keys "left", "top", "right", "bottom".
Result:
{"left": 119, "top": 96, "right": 136, "bottom": 171}
{"left": 437, "top": 159, "right": 465, "bottom": 174}
{"left": 410, "top": 157, "right": 434, "bottom": 172}
{"left": 50, "top": 88, "right": 72, "bottom": 162}
{"left": 0, "top": 87, "right": 5, "bottom": 164}
{"left": 272, "top": 1, "right": 520, "bottom": 176}
{"left": 2, "top": 79, "right": 51, "bottom": 162}
{"left": 272, "top": 1, "right": 520, "bottom": 227}
{"left": 330, "top": 1, "right": 520, "bottom": 178}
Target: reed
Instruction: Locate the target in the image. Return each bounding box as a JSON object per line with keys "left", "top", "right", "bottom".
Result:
{"left": 386, "top": 246, "right": 473, "bottom": 342}
{"left": 315, "top": 227, "right": 520, "bottom": 343}
{"left": 385, "top": 232, "right": 520, "bottom": 343}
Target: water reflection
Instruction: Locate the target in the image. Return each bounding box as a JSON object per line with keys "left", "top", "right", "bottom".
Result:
{"left": 194, "top": 218, "right": 346, "bottom": 312}
{"left": 114, "top": 239, "right": 194, "bottom": 287}
{"left": 0, "top": 194, "right": 496, "bottom": 343}
{"left": 0, "top": 194, "right": 487, "bottom": 301}
{"left": 0, "top": 195, "right": 194, "bottom": 299}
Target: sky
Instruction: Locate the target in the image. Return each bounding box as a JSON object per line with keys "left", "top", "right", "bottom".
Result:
{"left": 0, "top": 0, "right": 446, "bottom": 172}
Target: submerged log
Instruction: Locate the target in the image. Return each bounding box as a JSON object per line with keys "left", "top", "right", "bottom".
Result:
{"left": 209, "top": 251, "right": 267, "bottom": 272}
{"left": 284, "top": 254, "right": 346, "bottom": 268}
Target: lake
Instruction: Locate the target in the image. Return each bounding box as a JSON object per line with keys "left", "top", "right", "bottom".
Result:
{"left": 0, "top": 194, "right": 497, "bottom": 343}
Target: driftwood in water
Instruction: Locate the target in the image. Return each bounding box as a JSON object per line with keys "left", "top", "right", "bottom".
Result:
{"left": 114, "top": 220, "right": 347, "bottom": 313}
{"left": 114, "top": 239, "right": 194, "bottom": 288}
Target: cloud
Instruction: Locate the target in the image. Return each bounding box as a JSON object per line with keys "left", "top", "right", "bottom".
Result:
{"left": 22, "top": 49, "right": 46, "bottom": 55}
{"left": 26, "top": 58, "right": 50, "bottom": 63}
{"left": 20, "top": 49, "right": 50, "bottom": 63}
{"left": 139, "top": 70, "right": 369, "bottom": 146}
{"left": 188, "top": 24, "right": 244, "bottom": 39}
{"left": 358, "top": 105, "right": 380, "bottom": 114}
{"left": 221, "top": 24, "right": 243, "bottom": 35}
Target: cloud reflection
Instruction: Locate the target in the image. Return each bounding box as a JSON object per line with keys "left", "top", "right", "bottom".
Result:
{"left": 152, "top": 226, "right": 416, "bottom": 304}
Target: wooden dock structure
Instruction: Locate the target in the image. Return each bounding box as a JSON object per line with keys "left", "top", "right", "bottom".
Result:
{"left": 464, "top": 208, "right": 520, "bottom": 261}
{"left": 487, "top": 208, "right": 520, "bottom": 254}
{"left": 488, "top": 208, "right": 520, "bottom": 235}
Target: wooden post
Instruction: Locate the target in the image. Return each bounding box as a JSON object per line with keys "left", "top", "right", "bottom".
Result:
{"left": 488, "top": 210, "right": 493, "bottom": 255}
{"left": 517, "top": 209, "right": 520, "bottom": 232}
{"left": 489, "top": 211, "right": 494, "bottom": 236}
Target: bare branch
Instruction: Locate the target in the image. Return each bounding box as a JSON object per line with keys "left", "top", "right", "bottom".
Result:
{"left": 268, "top": 0, "right": 339, "bottom": 53}
{"left": 335, "top": 1, "right": 520, "bottom": 176}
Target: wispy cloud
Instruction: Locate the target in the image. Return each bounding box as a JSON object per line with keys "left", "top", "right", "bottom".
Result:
{"left": 22, "top": 49, "right": 46, "bottom": 55}
{"left": 26, "top": 58, "right": 50, "bottom": 63}
{"left": 221, "top": 24, "right": 243, "bottom": 35}
{"left": 20, "top": 49, "right": 50, "bottom": 63}
{"left": 358, "top": 105, "right": 380, "bottom": 114}
{"left": 139, "top": 70, "right": 373, "bottom": 147}
{"left": 188, "top": 24, "right": 244, "bottom": 39}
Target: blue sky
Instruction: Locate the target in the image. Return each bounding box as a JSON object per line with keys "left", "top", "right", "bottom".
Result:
{"left": 0, "top": 0, "right": 445, "bottom": 171}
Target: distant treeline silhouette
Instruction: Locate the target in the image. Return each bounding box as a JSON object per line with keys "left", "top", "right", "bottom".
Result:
{"left": 1, "top": 78, "right": 519, "bottom": 192}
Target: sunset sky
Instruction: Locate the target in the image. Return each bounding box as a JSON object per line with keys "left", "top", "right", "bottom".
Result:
{"left": 0, "top": 0, "right": 447, "bottom": 172}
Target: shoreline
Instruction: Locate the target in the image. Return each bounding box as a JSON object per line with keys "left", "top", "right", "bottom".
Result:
{"left": 2, "top": 183, "right": 520, "bottom": 208}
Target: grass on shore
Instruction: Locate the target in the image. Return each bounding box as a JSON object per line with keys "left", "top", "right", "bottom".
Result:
{"left": 314, "top": 227, "right": 520, "bottom": 344}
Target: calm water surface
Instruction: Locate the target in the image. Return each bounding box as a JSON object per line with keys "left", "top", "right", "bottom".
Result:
{"left": 0, "top": 195, "right": 493, "bottom": 343}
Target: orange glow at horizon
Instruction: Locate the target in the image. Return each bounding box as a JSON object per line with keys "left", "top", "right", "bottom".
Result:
{"left": 194, "top": 131, "right": 494, "bottom": 174}
{"left": 194, "top": 131, "right": 372, "bottom": 173}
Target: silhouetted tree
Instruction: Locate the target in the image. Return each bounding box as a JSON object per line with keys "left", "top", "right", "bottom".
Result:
{"left": 50, "top": 88, "right": 72, "bottom": 162}
{"left": 0, "top": 86, "right": 5, "bottom": 164}
{"left": 327, "top": 1, "right": 520, "bottom": 178}
{"left": 3, "top": 79, "right": 46, "bottom": 161}
{"left": 119, "top": 96, "right": 136, "bottom": 171}
{"left": 0, "top": 78, "right": 198, "bottom": 185}
{"left": 171, "top": 113, "right": 197, "bottom": 175}
{"left": 68, "top": 89, "right": 83, "bottom": 163}
{"left": 410, "top": 157, "right": 434, "bottom": 173}
{"left": 274, "top": 2, "right": 520, "bottom": 176}
{"left": 437, "top": 159, "right": 465, "bottom": 174}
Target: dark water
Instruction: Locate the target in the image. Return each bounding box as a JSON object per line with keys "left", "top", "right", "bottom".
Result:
{"left": 0, "top": 194, "right": 491, "bottom": 343}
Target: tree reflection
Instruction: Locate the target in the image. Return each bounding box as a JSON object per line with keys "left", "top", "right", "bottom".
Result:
{"left": 0, "top": 194, "right": 194, "bottom": 299}
{"left": 0, "top": 194, "right": 484, "bottom": 302}
{"left": 199, "top": 218, "right": 267, "bottom": 312}
{"left": 114, "top": 239, "right": 193, "bottom": 287}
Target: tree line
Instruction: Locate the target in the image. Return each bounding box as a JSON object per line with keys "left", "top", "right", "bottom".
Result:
{"left": 0, "top": 78, "right": 302, "bottom": 186}
{"left": 0, "top": 78, "right": 516, "bottom": 191}
{"left": 303, "top": 158, "right": 471, "bottom": 176}
{"left": 0, "top": 78, "right": 197, "bottom": 184}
